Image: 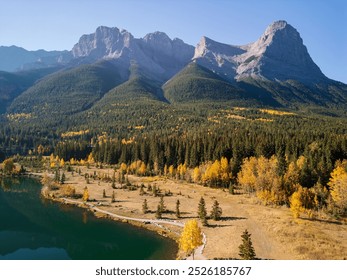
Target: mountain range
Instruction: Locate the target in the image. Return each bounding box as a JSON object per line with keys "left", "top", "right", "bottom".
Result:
{"left": 1, "top": 20, "right": 346, "bottom": 128}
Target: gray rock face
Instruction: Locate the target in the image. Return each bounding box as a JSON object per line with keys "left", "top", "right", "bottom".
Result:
{"left": 193, "top": 20, "right": 327, "bottom": 84}
{"left": 72, "top": 27, "right": 194, "bottom": 79}
{"left": 236, "top": 20, "right": 326, "bottom": 82}
{"left": 71, "top": 26, "right": 134, "bottom": 60}
{"left": 193, "top": 36, "right": 245, "bottom": 82}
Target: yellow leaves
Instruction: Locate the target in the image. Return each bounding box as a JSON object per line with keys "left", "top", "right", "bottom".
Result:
{"left": 290, "top": 186, "right": 304, "bottom": 218}
{"left": 259, "top": 109, "right": 296, "bottom": 116}
{"left": 177, "top": 163, "right": 187, "bottom": 179}
{"left": 237, "top": 157, "right": 258, "bottom": 193}
{"left": 87, "top": 153, "right": 95, "bottom": 164}
{"left": 179, "top": 219, "right": 203, "bottom": 258}
{"left": 138, "top": 162, "right": 147, "bottom": 176}
{"left": 168, "top": 165, "right": 175, "bottom": 177}
{"left": 328, "top": 162, "right": 347, "bottom": 212}
{"left": 120, "top": 163, "right": 127, "bottom": 173}
{"left": 2, "top": 158, "right": 15, "bottom": 174}
{"left": 238, "top": 156, "right": 284, "bottom": 204}
{"left": 61, "top": 129, "right": 89, "bottom": 138}
{"left": 201, "top": 157, "right": 231, "bottom": 187}
{"left": 60, "top": 158, "right": 65, "bottom": 167}
{"left": 192, "top": 167, "right": 201, "bottom": 183}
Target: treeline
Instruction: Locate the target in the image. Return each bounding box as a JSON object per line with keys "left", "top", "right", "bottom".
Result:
{"left": 59, "top": 123, "right": 347, "bottom": 187}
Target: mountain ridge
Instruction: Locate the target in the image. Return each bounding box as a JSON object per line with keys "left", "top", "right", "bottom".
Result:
{"left": 1, "top": 20, "right": 347, "bottom": 126}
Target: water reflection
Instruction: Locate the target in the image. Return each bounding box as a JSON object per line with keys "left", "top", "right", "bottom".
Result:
{"left": 0, "top": 178, "right": 177, "bottom": 260}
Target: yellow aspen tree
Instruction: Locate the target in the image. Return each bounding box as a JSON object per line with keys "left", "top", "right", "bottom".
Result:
{"left": 120, "top": 163, "right": 127, "bottom": 174}
{"left": 168, "top": 165, "right": 175, "bottom": 177}
{"left": 177, "top": 164, "right": 182, "bottom": 179}
{"left": 220, "top": 157, "right": 231, "bottom": 187}
{"left": 284, "top": 161, "right": 300, "bottom": 190}
{"left": 49, "top": 153, "right": 55, "bottom": 163}
{"left": 60, "top": 158, "right": 65, "bottom": 167}
{"left": 180, "top": 163, "right": 187, "bottom": 179}
{"left": 237, "top": 157, "right": 258, "bottom": 193}
{"left": 328, "top": 164, "right": 347, "bottom": 213}
{"left": 289, "top": 185, "right": 304, "bottom": 218}
{"left": 192, "top": 167, "right": 201, "bottom": 183}
{"left": 179, "top": 219, "right": 203, "bottom": 260}
{"left": 82, "top": 187, "right": 89, "bottom": 202}
{"left": 87, "top": 153, "right": 95, "bottom": 164}
{"left": 138, "top": 162, "right": 147, "bottom": 176}
{"left": 296, "top": 155, "right": 307, "bottom": 171}
{"left": 3, "top": 158, "right": 15, "bottom": 174}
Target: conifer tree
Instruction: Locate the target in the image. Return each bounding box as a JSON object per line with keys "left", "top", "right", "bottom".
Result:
{"left": 142, "top": 199, "right": 149, "bottom": 214}
{"left": 210, "top": 200, "right": 222, "bottom": 221}
{"left": 176, "top": 199, "right": 181, "bottom": 218}
{"left": 159, "top": 196, "right": 166, "bottom": 213}
{"left": 54, "top": 169, "right": 60, "bottom": 183}
{"left": 198, "top": 197, "right": 208, "bottom": 226}
{"left": 238, "top": 229, "right": 256, "bottom": 260}
{"left": 103, "top": 189, "right": 106, "bottom": 198}
{"left": 139, "top": 184, "right": 145, "bottom": 196}
{"left": 111, "top": 190, "right": 116, "bottom": 202}
{"left": 155, "top": 204, "right": 162, "bottom": 219}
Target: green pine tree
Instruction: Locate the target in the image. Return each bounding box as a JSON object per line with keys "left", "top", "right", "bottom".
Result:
{"left": 159, "top": 196, "right": 166, "bottom": 213}
{"left": 111, "top": 191, "right": 115, "bottom": 202}
{"left": 142, "top": 199, "right": 149, "bottom": 214}
{"left": 238, "top": 229, "right": 256, "bottom": 260}
{"left": 198, "top": 197, "right": 208, "bottom": 226}
{"left": 176, "top": 199, "right": 181, "bottom": 218}
{"left": 60, "top": 172, "right": 66, "bottom": 184}
{"left": 139, "top": 184, "right": 145, "bottom": 196}
{"left": 155, "top": 204, "right": 162, "bottom": 219}
{"left": 210, "top": 200, "right": 222, "bottom": 221}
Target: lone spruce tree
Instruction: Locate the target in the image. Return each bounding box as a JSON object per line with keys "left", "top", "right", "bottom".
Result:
{"left": 238, "top": 229, "right": 256, "bottom": 260}
{"left": 159, "top": 196, "right": 166, "bottom": 213}
{"left": 198, "top": 197, "right": 208, "bottom": 226}
{"left": 210, "top": 200, "right": 223, "bottom": 221}
{"left": 155, "top": 204, "right": 162, "bottom": 219}
{"left": 142, "top": 199, "right": 149, "bottom": 214}
{"left": 176, "top": 199, "right": 181, "bottom": 218}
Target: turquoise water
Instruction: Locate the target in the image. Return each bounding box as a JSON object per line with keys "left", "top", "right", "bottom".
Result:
{"left": 0, "top": 178, "right": 177, "bottom": 260}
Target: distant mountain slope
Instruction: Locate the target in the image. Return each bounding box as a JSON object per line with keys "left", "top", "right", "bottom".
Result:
{"left": 8, "top": 61, "right": 125, "bottom": 121}
{"left": 163, "top": 62, "right": 256, "bottom": 104}
{"left": 0, "top": 67, "right": 61, "bottom": 113}
{"left": 0, "top": 45, "right": 71, "bottom": 72}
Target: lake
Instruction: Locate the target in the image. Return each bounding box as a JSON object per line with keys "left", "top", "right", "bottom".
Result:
{"left": 0, "top": 177, "right": 177, "bottom": 260}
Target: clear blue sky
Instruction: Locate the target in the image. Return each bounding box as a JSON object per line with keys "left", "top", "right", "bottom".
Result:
{"left": 0, "top": 0, "right": 346, "bottom": 83}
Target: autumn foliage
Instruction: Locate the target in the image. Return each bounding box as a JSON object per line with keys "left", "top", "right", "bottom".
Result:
{"left": 179, "top": 219, "right": 203, "bottom": 259}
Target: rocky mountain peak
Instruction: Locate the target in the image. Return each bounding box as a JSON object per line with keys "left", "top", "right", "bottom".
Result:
{"left": 235, "top": 20, "right": 327, "bottom": 82}
{"left": 71, "top": 26, "right": 134, "bottom": 59}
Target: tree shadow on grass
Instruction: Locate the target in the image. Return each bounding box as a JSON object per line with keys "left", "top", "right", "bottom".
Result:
{"left": 220, "top": 216, "right": 247, "bottom": 221}
{"left": 301, "top": 217, "right": 342, "bottom": 225}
